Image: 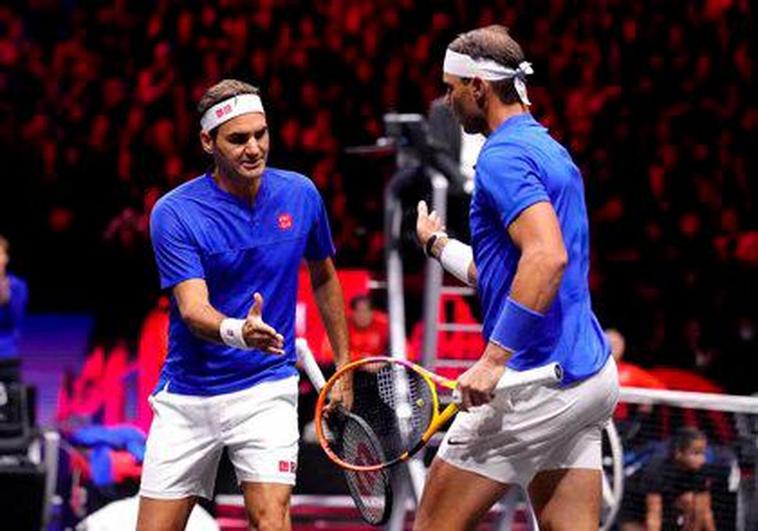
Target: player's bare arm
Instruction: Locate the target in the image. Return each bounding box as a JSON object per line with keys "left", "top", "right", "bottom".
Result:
{"left": 308, "top": 257, "right": 352, "bottom": 408}
{"left": 507, "top": 201, "right": 568, "bottom": 311}
{"left": 307, "top": 257, "right": 350, "bottom": 369}
{"left": 457, "top": 201, "right": 567, "bottom": 409}
{"left": 173, "top": 278, "right": 284, "bottom": 354}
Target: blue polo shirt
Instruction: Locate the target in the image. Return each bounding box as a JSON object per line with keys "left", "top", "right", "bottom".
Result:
{"left": 0, "top": 274, "right": 28, "bottom": 358}
{"left": 150, "top": 168, "right": 335, "bottom": 396}
{"left": 470, "top": 113, "right": 609, "bottom": 385}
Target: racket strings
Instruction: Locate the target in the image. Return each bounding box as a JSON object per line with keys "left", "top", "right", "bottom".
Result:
{"left": 327, "top": 409, "right": 389, "bottom": 524}
{"left": 325, "top": 363, "right": 435, "bottom": 464}
{"left": 376, "top": 364, "right": 435, "bottom": 441}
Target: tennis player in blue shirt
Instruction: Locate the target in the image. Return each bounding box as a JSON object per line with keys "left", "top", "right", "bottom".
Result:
{"left": 414, "top": 26, "right": 619, "bottom": 530}
{"left": 137, "top": 79, "right": 350, "bottom": 531}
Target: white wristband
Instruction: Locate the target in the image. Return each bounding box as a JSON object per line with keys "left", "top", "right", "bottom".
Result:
{"left": 220, "top": 318, "right": 249, "bottom": 349}
{"left": 440, "top": 239, "right": 474, "bottom": 286}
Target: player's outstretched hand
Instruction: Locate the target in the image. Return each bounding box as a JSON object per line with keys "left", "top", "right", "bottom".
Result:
{"left": 243, "top": 292, "right": 285, "bottom": 354}
{"left": 416, "top": 200, "right": 445, "bottom": 249}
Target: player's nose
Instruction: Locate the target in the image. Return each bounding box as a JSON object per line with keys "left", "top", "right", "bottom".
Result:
{"left": 244, "top": 138, "right": 262, "bottom": 156}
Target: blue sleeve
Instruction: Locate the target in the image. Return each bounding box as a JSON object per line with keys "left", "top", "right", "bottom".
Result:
{"left": 304, "top": 184, "right": 336, "bottom": 261}
{"left": 10, "top": 278, "right": 27, "bottom": 326}
{"left": 150, "top": 200, "right": 204, "bottom": 289}
{"left": 476, "top": 146, "right": 550, "bottom": 229}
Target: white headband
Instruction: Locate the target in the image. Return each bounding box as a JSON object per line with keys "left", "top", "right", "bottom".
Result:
{"left": 443, "top": 49, "right": 534, "bottom": 105}
{"left": 200, "top": 93, "right": 265, "bottom": 133}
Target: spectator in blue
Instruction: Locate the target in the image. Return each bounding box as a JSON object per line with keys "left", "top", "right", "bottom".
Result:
{"left": 0, "top": 234, "right": 28, "bottom": 359}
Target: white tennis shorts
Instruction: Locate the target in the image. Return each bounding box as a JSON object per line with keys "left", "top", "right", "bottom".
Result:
{"left": 139, "top": 376, "right": 299, "bottom": 500}
{"left": 438, "top": 357, "right": 619, "bottom": 487}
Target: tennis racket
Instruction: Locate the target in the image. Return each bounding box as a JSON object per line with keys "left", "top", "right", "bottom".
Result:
{"left": 296, "top": 339, "right": 393, "bottom": 526}
{"left": 314, "top": 356, "right": 563, "bottom": 472}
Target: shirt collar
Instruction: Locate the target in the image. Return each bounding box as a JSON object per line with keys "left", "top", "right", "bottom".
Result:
{"left": 489, "top": 112, "right": 535, "bottom": 138}
{"left": 205, "top": 169, "right": 270, "bottom": 207}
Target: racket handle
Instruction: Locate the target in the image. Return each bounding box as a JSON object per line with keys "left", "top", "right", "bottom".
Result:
{"left": 296, "top": 337, "right": 326, "bottom": 391}
{"left": 494, "top": 362, "right": 562, "bottom": 392}
{"left": 452, "top": 362, "right": 563, "bottom": 404}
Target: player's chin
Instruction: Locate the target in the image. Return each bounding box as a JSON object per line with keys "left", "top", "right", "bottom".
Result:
{"left": 238, "top": 162, "right": 265, "bottom": 179}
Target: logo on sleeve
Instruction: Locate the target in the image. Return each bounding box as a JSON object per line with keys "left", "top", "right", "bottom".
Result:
{"left": 277, "top": 213, "right": 293, "bottom": 230}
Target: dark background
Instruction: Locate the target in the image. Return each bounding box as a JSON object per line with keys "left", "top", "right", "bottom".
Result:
{"left": 0, "top": 0, "right": 755, "bottom": 392}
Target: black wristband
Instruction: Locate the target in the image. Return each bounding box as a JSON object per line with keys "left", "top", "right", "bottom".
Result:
{"left": 425, "top": 233, "right": 439, "bottom": 257}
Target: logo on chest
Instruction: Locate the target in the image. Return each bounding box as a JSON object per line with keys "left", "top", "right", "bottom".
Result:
{"left": 277, "top": 212, "right": 294, "bottom": 230}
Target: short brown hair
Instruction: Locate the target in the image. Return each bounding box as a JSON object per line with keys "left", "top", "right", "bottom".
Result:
{"left": 197, "top": 79, "right": 260, "bottom": 135}
{"left": 448, "top": 25, "right": 526, "bottom": 104}
{"left": 0, "top": 234, "right": 8, "bottom": 254}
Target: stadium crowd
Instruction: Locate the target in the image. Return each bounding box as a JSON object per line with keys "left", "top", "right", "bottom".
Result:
{"left": 0, "top": 0, "right": 755, "bottom": 393}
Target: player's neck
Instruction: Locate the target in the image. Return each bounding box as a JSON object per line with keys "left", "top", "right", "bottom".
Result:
{"left": 213, "top": 167, "right": 262, "bottom": 204}
{"left": 485, "top": 101, "right": 529, "bottom": 135}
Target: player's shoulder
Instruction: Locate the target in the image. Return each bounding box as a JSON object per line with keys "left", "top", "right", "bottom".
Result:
{"left": 266, "top": 167, "right": 321, "bottom": 201}
{"left": 477, "top": 137, "right": 533, "bottom": 175}
{"left": 479, "top": 137, "right": 524, "bottom": 158}
{"left": 151, "top": 175, "right": 211, "bottom": 226}
{"left": 266, "top": 167, "right": 316, "bottom": 189}
{"left": 156, "top": 174, "right": 210, "bottom": 207}
{"left": 479, "top": 121, "right": 560, "bottom": 173}
{"left": 154, "top": 175, "right": 210, "bottom": 211}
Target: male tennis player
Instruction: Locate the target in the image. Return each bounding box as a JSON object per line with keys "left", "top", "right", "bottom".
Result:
{"left": 414, "top": 26, "right": 619, "bottom": 530}
{"left": 137, "top": 79, "right": 350, "bottom": 531}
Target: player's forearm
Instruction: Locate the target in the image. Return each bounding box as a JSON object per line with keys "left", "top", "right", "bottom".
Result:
{"left": 179, "top": 301, "right": 226, "bottom": 344}
{"left": 310, "top": 265, "right": 350, "bottom": 368}
{"left": 428, "top": 234, "right": 478, "bottom": 286}
{"left": 485, "top": 244, "right": 566, "bottom": 365}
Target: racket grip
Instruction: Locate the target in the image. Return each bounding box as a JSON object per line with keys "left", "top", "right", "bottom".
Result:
{"left": 296, "top": 337, "right": 326, "bottom": 391}
{"left": 494, "top": 362, "right": 563, "bottom": 393}
{"left": 451, "top": 362, "right": 563, "bottom": 404}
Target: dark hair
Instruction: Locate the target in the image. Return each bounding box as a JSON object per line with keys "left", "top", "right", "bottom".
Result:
{"left": 673, "top": 426, "right": 706, "bottom": 453}
{"left": 349, "top": 294, "right": 371, "bottom": 311}
{"left": 0, "top": 234, "right": 8, "bottom": 254}
{"left": 197, "top": 79, "right": 260, "bottom": 137}
{"left": 448, "top": 25, "right": 526, "bottom": 104}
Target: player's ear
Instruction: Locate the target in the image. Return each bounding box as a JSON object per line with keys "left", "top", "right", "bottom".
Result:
{"left": 200, "top": 130, "right": 214, "bottom": 154}
{"left": 471, "top": 77, "right": 487, "bottom": 103}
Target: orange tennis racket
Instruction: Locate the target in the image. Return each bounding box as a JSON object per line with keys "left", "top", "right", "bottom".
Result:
{"left": 315, "top": 356, "right": 563, "bottom": 472}
{"left": 297, "top": 340, "right": 392, "bottom": 525}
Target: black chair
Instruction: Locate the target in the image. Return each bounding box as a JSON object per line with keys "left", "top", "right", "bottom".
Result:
{"left": 0, "top": 381, "right": 35, "bottom": 457}
{"left": 0, "top": 359, "right": 57, "bottom": 531}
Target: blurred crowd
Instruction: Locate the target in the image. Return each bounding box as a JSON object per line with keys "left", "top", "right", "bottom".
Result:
{"left": 0, "top": 0, "right": 755, "bottom": 392}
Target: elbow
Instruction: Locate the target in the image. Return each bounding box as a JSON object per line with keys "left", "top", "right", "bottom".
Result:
{"left": 178, "top": 303, "right": 195, "bottom": 324}
{"left": 551, "top": 248, "right": 568, "bottom": 277}
{"left": 525, "top": 246, "right": 568, "bottom": 279}
{"left": 179, "top": 303, "right": 205, "bottom": 333}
